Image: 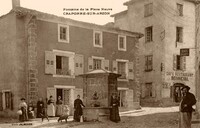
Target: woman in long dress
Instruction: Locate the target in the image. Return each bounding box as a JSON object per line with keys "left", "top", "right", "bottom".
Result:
{"left": 73, "top": 95, "right": 85, "bottom": 122}
{"left": 56, "top": 96, "right": 63, "bottom": 117}
{"left": 18, "top": 98, "right": 28, "bottom": 122}
{"left": 47, "top": 95, "right": 55, "bottom": 117}
{"left": 110, "top": 94, "right": 120, "bottom": 123}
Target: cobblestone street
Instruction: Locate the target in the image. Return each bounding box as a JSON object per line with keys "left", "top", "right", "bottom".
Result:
{"left": 1, "top": 106, "right": 199, "bottom": 128}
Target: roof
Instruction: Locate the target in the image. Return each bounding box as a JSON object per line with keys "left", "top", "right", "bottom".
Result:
{"left": 123, "top": 0, "right": 200, "bottom": 6}
{"left": 9, "top": 7, "right": 143, "bottom": 38}
{"left": 111, "top": 10, "right": 128, "bottom": 17}
{"left": 79, "top": 69, "right": 121, "bottom": 77}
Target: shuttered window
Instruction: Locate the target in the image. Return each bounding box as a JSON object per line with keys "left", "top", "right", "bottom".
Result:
{"left": 45, "top": 51, "right": 56, "bottom": 74}
{"left": 145, "top": 26, "right": 153, "bottom": 42}
{"left": 176, "top": 27, "right": 183, "bottom": 43}
{"left": 75, "top": 54, "right": 84, "bottom": 76}
{"left": 177, "top": 3, "right": 183, "bottom": 16}
{"left": 144, "top": 3, "right": 153, "bottom": 17}
{"left": 128, "top": 62, "right": 134, "bottom": 80}
{"left": 173, "top": 54, "right": 186, "bottom": 71}
{"left": 145, "top": 55, "right": 153, "bottom": 71}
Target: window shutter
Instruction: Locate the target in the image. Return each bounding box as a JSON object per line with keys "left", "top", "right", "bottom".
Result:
{"left": 45, "top": 51, "right": 56, "bottom": 74}
{"left": 112, "top": 61, "right": 118, "bottom": 73}
{"left": 101, "top": 59, "right": 105, "bottom": 70}
{"left": 173, "top": 54, "right": 177, "bottom": 71}
{"left": 152, "top": 84, "right": 156, "bottom": 98}
{"left": 128, "top": 62, "right": 134, "bottom": 80}
{"left": 47, "top": 88, "right": 56, "bottom": 102}
{"left": 104, "top": 59, "right": 109, "bottom": 71}
{"left": 75, "top": 54, "right": 84, "bottom": 76}
{"left": 0, "top": 92, "right": 2, "bottom": 111}
{"left": 181, "top": 56, "right": 186, "bottom": 71}
{"left": 88, "top": 57, "right": 93, "bottom": 72}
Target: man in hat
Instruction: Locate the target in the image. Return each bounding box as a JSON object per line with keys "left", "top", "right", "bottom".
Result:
{"left": 179, "top": 85, "right": 196, "bottom": 128}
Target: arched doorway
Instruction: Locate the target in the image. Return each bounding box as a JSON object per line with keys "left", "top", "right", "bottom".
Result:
{"left": 172, "top": 83, "right": 185, "bottom": 103}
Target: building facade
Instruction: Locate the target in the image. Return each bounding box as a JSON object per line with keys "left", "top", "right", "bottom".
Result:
{"left": 0, "top": 2, "right": 142, "bottom": 117}
{"left": 112, "top": 0, "right": 198, "bottom": 106}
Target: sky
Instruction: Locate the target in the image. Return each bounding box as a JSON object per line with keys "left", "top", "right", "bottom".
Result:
{"left": 0, "top": 0, "right": 128, "bottom": 25}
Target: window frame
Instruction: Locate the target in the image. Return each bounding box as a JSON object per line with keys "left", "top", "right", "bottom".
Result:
{"left": 93, "top": 31, "right": 103, "bottom": 48}
{"left": 116, "top": 59, "right": 129, "bottom": 80}
{"left": 118, "top": 35, "right": 127, "bottom": 51}
{"left": 58, "top": 24, "right": 69, "bottom": 43}
{"left": 145, "top": 26, "right": 153, "bottom": 43}
{"left": 144, "top": 3, "right": 153, "bottom": 17}
{"left": 177, "top": 3, "right": 183, "bottom": 16}
{"left": 176, "top": 27, "right": 183, "bottom": 43}
{"left": 145, "top": 55, "right": 153, "bottom": 72}
{"left": 92, "top": 56, "right": 105, "bottom": 70}
{"left": 53, "top": 50, "right": 75, "bottom": 78}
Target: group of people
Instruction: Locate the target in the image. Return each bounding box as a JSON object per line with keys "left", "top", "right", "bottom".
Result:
{"left": 17, "top": 94, "right": 121, "bottom": 123}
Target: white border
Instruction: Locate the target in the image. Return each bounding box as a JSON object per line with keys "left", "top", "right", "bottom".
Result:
{"left": 58, "top": 24, "right": 70, "bottom": 43}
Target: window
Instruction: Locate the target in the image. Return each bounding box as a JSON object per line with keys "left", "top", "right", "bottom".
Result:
{"left": 93, "top": 31, "right": 103, "bottom": 47}
{"left": 145, "top": 55, "right": 153, "bottom": 71}
{"left": 93, "top": 59, "right": 102, "bottom": 70}
{"left": 177, "top": 3, "right": 183, "bottom": 16}
{"left": 174, "top": 55, "right": 186, "bottom": 70}
{"left": 145, "top": 83, "right": 153, "bottom": 98}
{"left": 176, "top": 27, "right": 183, "bottom": 42}
{"left": 0, "top": 91, "right": 13, "bottom": 110}
{"left": 118, "top": 35, "right": 126, "bottom": 51}
{"left": 145, "top": 26, "right": 153, "bottom": 42}
{"left": 56, "top": 55, "right": 70, "bottom": 75}
{"left": 144, "top": 3, "right": 153, "bottom": 17}
{"left": 118, "top": 62, "right": 127, "bottom": 79}
{"left": 58, "top": 24, "right": 69, "bottom": 43}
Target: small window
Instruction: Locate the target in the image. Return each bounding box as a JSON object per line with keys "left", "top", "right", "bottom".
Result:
{"left": 175, "top": 55, "right": 186, "bottom": 70}
{"left": 176, "top": 27, "right": 183, "bottom": 42}
{"left": 118, "top": 35, "right": 126, "bottom": 51}
{"left": 93, "top": 59, "right": 102, "bottom": 70}
{"left": 177, "top": 3, "right": 183, "bottom": 16}
{"left": 145, "top": 26, "right": 153, "bottom": 42}
{"left": 58, "top": 24, "right": 69, "bottom": 43}
{"left": 145, "top": 55, "right": 153, "bottom": 71}
{"left": 93, "top": 31, "right": 103, "bottom": 47}
{"left": 144, "top": 3, "right": 153, "bottom": 17}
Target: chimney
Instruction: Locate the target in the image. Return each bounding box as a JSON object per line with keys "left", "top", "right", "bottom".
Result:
{"left": 12, "top": 0, "right": 20, "bottom": 9}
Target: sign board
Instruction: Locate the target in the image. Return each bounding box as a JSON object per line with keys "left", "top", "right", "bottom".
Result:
{"left": 180, "top": 49, "right": 189, "bottom": 56}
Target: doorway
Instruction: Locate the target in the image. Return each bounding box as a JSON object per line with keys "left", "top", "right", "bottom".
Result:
{"left": 56, "top": 88, "right": 70, "bottom": 105}
{"left": 172, "top": 83, "right": 184, "bottom": 103}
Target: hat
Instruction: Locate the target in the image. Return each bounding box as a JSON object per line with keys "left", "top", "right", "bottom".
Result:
{"left": 181, "top": 85, "right": 190, "bottom": 91}
{"left": 21, "top": 98, "right": 25, "bottom": 100}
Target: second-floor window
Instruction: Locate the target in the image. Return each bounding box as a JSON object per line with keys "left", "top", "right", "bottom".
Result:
{"left": 176, "top": 27, "right": 183, "bottom": 43}
{"left": 118, "top": 35, "right": 127, "bottom": 51}
{"left": 118, "top": 61, "right": 127, "bottom": 79}
{"left": 93, "top": 59, "right": 102, "bottom": 70}
{"left": 144, "top": 3, "right": 153, "bottom": 17}
{"left": 93, "top": 31, "right": 103, "bottom": 47}
{"left": 173, "top": 55, "right": 186, "bottom": 71}
{"left": 177, "top": 3, "right": 183, "bottom": 16}
{"left": 145, "top": 26, "right": 153, "bottom": 42}
{"left": 56, "top": 55, "right": 70, "bottom": 75}
{"left": 145, "top": 55, "right": 153, "bottom": 71}
{"left": 58, "top": 24, "right": 69, "bottom": 43}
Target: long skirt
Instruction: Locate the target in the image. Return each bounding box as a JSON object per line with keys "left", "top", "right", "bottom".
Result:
{"left": 47, "top": 104, "right": 55, "bottom": 117}
{"left": 73, "top": 108, "right": 83, "bottom": 122}
{"left": 56, "top": 105, "right": 63, "bottom": 116}
{"left": 110, "top": 106, "right": 120, "bottom": 122}
{"left": 179, "top": 112, "right": 192, "bottom": 128}
{"left": 19, "top": 107, "right": 28, "bottom": 122}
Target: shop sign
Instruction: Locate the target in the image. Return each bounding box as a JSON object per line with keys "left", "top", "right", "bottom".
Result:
{"left": 166, "top": 72, "right": 193, "bottom": 81}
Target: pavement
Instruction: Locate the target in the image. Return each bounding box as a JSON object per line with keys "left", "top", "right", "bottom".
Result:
{"left": 0, "top": 107, "right": 199, "bottom": 128}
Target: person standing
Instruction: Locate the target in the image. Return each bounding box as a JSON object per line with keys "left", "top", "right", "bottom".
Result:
{"left": 18, "top": 98, "right": 28, "bottom": 122}
{"left": 56, "top": 96, "right": 63, "bottom": 117}
{"left": 47, "top": 96, "right": 55, "bottom": 117}
{"left": 179, "top": 85, "right": 196, "bottom": 128}
{"left": 37, "top": 98, "right": 45, "bottom": 118}
{"left": 73, "top": 95, "right": 85, "bottom": 122}
{"left": 110, "top": 93, "right": 120, "bottom": 123}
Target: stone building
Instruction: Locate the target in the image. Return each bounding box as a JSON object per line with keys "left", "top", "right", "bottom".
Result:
{"left": 112, "top": 0, "right": 198, "bottom": 106}
{"left": 0, "top": 0, "right": 142, "bottom": 117}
